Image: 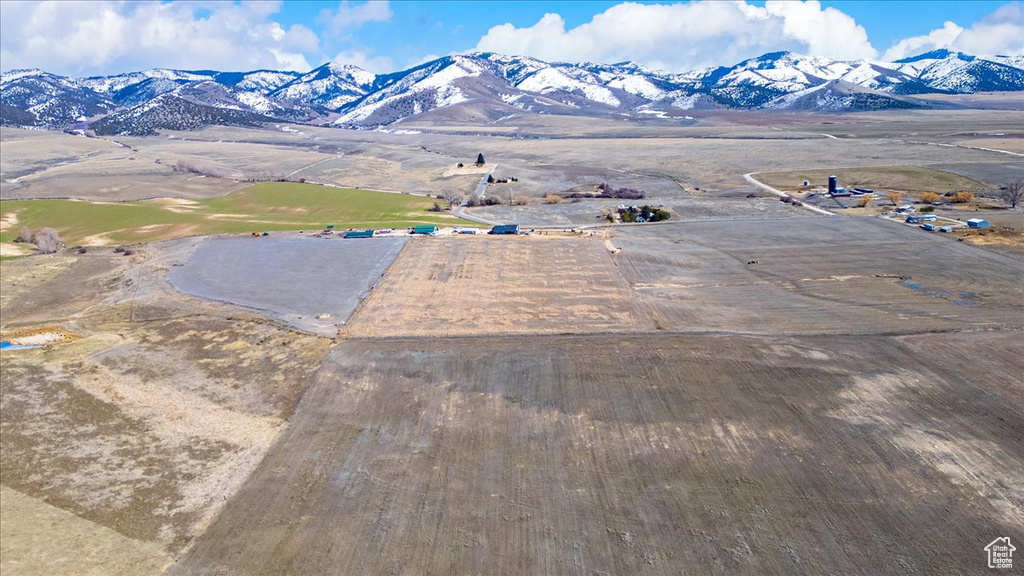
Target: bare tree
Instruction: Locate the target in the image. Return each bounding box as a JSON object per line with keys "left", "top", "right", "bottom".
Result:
{"left": 14, "top": 227, "right": 33, "bottom": 243}
{"left": 886, "top": 191, "right": 902, "bottom": 206}
{"left": 442, "top": 187, "right": 463, "bottom": 208}
{"left": 32, "top": 227, "right": 62, "bottom": 253}
{"left": 1001, "top": 180, "right": 1024, "bottom": 209}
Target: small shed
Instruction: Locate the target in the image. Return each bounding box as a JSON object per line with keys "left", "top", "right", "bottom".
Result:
{"left": 939, "top": 226, "right": 953, "bottom": 233}
{"left": 906, "top": 215, "right": 920, "bottom": 224}
{"left": 412, "top": 225, "right": 438, "bottom": 235}
{"left": 921, "top": 223, "right": 936, "bottom": 231}
{"left": 489, "top": 224, "right": 520, "bottom": 235}
{"left": 966, "top": 218, "right": 990, "bottom": 228}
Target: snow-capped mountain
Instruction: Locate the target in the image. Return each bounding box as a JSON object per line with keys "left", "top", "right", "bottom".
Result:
{"left": 892, "top": 49, "right": 1024, "bottom": 93}
{"left": 3, "top": 49, "right": 1023, "bottom": 132}
{"left": 1, "top": 69, "right": 113, "bottom": 126}
{"left": 269, "top": 62, "right": 376, "bottom": 110}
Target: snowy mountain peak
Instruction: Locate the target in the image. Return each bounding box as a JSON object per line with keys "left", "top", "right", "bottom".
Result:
{"left": 4, "top": 48, "right": 1023, "bottom": 131}
{"left": 1, "top": 68, "right": 48, "bottom": 84}
{"left": 895, "top": 49, "right": 975, "bottom": 64}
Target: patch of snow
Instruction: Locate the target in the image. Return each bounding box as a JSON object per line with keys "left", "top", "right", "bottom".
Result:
{"left": 607, "top": 75, "right": 664, "bottom": 100}
{"left": 516, "top": 68, "right": 621, "bottom": 107}
{"left": 670, "top": 94, "right": 700, "bottom": 109}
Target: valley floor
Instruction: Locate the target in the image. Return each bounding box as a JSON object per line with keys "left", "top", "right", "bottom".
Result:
{"left": 2, "top": 216, "right": 1022, "bottom": 575}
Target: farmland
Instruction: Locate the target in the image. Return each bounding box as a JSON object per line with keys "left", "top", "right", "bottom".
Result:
{"left": 0, "top": 181, "right": 461, "bottom": 247}
{"left": 346, "top": 235, "right": 651, "bottom": 337}
{"left": 2, "top": 108, "right": 1023, "bottom": 575}
{"left": 173, "top": 331, "right": 1023, "bottom": 576}
{"left": 611, "top": 217, "right": 1024, "bottom": 335}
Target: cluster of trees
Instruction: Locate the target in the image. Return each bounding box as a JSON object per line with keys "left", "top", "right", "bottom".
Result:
{"left": 596, "top": 182, "right": 645, "bottom": 199}
{"left": 617, "top": 205, "right": 670, "bottom": 223}
{"left": 465, "top": 196, "right": 505, "bottom": 207}
{"left": 14, "top": 227, "right": 62, "bottom": 253}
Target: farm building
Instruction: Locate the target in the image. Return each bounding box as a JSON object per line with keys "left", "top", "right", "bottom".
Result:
{"left": 966, "top": 218, "right": 990, "bottom": 228}
{"left": 412, "top": 225, "right": 438, "bottom": 235}
{"left": 344, "top": 229, "right": 374, "bottom": 238}
{"left": 921, "top": 223, "right": 936, "bottom": 231}
{"left": 939, "top": 226, "right": 953, "bottom": 233}
{"left": 489, "top": 224, "right": 520, "bottom": 235}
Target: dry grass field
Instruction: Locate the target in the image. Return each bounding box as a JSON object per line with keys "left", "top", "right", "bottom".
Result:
{"left": 755, "top": 165, "right": 986, "bottom": 194}
{"left": 346, "top": 235, "right": 651, "bottom": 337}
{"left": 1, "top": 244, "right": 332, "bottom": 576}
{"left": 9, "top": 107, "right": 1018, "bottom": 204}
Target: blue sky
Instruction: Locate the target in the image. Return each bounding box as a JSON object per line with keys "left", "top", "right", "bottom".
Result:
{"left": 1, "top": 1, "right": 1021, "bottom": 76}
{"left": 281, "top": 1, "right": 1016, "bottom": 62}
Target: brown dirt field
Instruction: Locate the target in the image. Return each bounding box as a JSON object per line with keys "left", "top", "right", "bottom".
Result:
{"left": 612, "top": 217, "right": 1024, "bottom": 335}
{"left": 172, "top": 332, "right": 1023, "bottom": 576}
{"left": 345, "top": 236, "right": 652, "bottom": 337}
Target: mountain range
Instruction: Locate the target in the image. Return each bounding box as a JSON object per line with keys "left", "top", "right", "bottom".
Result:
{"left": 3, "top": 49, "right": 1023, "bottom": 135}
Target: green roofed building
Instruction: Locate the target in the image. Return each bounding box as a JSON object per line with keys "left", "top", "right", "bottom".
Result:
{"left": 344, "top": 229, "right": 374, "bottom": 238}
{"left": 412, "top": 225, "right": 438, "bottom": 235}
{"left": 488, "top": 224, "right": 519, "bottom": 235}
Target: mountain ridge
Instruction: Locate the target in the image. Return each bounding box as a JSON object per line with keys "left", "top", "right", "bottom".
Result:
{"left": 3, "top": 49, "right": 1022, "bottom": 133}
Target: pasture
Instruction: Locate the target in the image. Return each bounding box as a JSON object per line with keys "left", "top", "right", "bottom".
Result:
{"left": 0, "top": 182, "right": 461, "bottom": 246}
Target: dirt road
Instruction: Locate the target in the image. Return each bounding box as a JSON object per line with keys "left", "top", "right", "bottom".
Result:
{"left": 743, "top": 172, "right": 835, "bottom": 216}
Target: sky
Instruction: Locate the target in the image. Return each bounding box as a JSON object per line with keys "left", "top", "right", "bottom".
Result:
{"left": 1, "top": 1, "right": 1022, "bottom": 77}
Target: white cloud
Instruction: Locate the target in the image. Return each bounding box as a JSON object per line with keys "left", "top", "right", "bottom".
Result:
{"left": 761, "top": 1, "right": 875, "bottom": 60}
{"left": 0, "top": 0, "right": 319, "bottom": 76}
{"left": 882, "top": 22, "right": 965, "bottom": 61}
{"left": 321, "top": 1, "right": 392, "bottom": 37}
{"left": 883, "top": 2, "right": 1024, "bottom": 61}
{"left": 474, "top": 1, "right": 877, "bottom": 72}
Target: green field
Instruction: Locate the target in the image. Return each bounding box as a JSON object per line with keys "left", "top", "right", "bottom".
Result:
{"left": 1, "top": 182, "right": 468, "bottom": 246}
{"left": 756, "top": 165, "right": 987, "bottom": 194}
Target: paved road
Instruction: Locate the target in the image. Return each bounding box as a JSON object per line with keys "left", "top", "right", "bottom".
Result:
{"left": 743, "top": 172, "right": 836, "bottom": 217}
{"left": 453, "top": 165, "right": 499, "bottom": 226}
